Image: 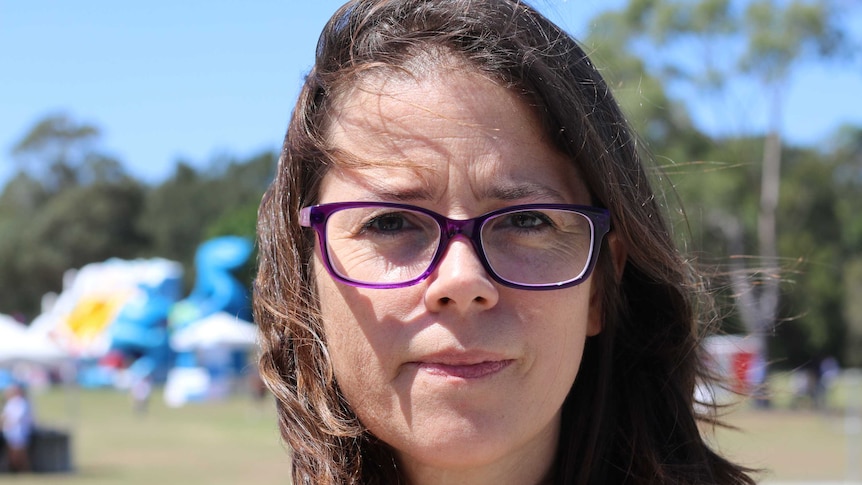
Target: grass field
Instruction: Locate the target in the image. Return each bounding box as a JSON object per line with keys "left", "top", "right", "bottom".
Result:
{"left": 2, "top": 371, "right": 860, "bottom": 484}
{"left": 710, "top": 370, "right": 862, "bottom": 484}
{"left": 7, "top": 388, "right": 291, "bottom": 485}
{"left": 709, "top": 409, "right": 860, "bottom": 483}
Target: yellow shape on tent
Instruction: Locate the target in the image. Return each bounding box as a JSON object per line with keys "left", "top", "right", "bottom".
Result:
{"left": 64, "top": 295, "right": 127, "bottom": 343}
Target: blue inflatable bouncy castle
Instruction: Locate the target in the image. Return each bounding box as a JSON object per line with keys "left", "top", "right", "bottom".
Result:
{"left": 108, "top": 277, "right": 182, "bottom": 382}
{"left": 39, "top": 236, "right": 254, "bottom": 394}
{"left": 162, "top": 236, "right": 254, "bottom": 405}
{"left": 170, "top": 235, "right": 253, "bottom": 332}
{"left": 102, "top": 236, "right": 252, "bottom": 390}
{"left": 60, "top": 259, "right": 184, "bottom": 388}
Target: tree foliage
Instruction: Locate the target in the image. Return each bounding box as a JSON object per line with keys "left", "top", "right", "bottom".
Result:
{"left": 0, "top": 113, "right": 276, "bottom": 318}
{"left": 585, "top": 0, "right": 860, "bottom": 368}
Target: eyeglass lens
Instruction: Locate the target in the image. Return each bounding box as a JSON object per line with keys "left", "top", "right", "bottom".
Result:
{"left": 323, "top": 206, "right": 595, "bottom": 287}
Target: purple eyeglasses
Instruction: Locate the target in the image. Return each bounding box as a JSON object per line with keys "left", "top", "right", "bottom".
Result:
{"left": 300, "top": 201, "right": 610, "bottom": 290}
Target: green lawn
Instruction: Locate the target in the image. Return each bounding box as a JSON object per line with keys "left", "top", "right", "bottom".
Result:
{"left": 711, "top": 408, "right": 859, "bottom": 483}
{"left": 710, "top": 370, "right": 862, "bottom": 483}
{"left": 9, "top": 388, "right": 291, "bottom": 485}
{"left": 4, "top": 371, "right": 861, "bottom": 484}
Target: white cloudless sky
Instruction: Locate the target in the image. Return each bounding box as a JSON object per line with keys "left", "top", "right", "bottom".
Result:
{"left": 1, "top": 0, "right": 860, "bottom": 188}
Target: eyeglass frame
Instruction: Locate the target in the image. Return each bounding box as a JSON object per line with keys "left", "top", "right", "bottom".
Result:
{"left": 300, "top": 201, "right": 611, "bottom": 291}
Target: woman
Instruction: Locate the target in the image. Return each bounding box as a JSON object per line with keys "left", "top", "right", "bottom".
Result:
{"left": 254, "top": 0, "right": 756, "bottom": 483}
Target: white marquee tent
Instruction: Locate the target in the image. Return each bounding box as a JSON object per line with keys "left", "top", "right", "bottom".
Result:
{"left": 170, "top": 312, "right": 257, "bottom": 352}
{"left": 0, "top": 314, "right": 70, "bottom": 367}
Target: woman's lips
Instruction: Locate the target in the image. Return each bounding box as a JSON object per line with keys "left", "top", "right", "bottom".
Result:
{"left": 415, "top": 360, "right": 513, "bottom": 379}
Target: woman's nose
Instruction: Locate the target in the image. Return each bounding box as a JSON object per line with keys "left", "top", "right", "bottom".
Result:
{"left": 423, "top": 236, "right": 499, "bottom": 313}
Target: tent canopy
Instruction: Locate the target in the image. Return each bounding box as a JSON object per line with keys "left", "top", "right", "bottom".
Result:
{"left": 0, "top": 330, "right": 70, "bottom": 366}
{"left": 170, "top": 312, "right": 257, "bottom": 352}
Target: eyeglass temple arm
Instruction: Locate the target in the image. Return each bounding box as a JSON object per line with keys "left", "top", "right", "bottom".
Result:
{"left": 299, "top": 207, "right": 312, "bottom": 227}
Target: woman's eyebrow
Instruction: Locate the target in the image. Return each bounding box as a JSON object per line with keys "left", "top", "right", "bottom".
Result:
{"left": 368, "top": 185, "right": 436, "bottom": 202}
{"left": 329, "top": 151, "right": 440, "bottom": 201}
{"left": 485, "top": 183, "right": 567, "bottom": 202}
{"left": 347, "top": 169, "right": 437, "bottom": 201}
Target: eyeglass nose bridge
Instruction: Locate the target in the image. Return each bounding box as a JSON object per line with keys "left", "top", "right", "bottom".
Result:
{"left": 442, "top": 217, "right": 479, "bottom": 239}
{"left": 434, "top": 216, "right": 488, "bottom": 268}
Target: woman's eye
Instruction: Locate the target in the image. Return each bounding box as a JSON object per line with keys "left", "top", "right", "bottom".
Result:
{"left": 370, "top": 214, "right": 405, "bottom": 232}
{"left": 360, "top": 212, "right": 416, "bottom": 234}
{"left": 509, "top": 212, "right": 551, "bottom": 229}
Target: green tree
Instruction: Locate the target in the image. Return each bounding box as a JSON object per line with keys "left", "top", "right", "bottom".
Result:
{"left": 11, "top": 112, "right": 101, "bottom": 192}
{"left": 590, "top": 0, "right": 857, "bottom": 367}
{"left": 137, "top": 162, "right": 218, "bottom": 267}
{"left": 0, "top": 114, "right": 147, "bottom": 317}
{"left": 832, "top": 126, "right": 862, "bottom": 366}
{"left": 136, "top": 151, "right": 276, "bottom": 291}
{"left": 7, "top": 181, "right": 148, "bottom": 316}
{"left": 844, "top": 259, "right": 862, "bottom": 368}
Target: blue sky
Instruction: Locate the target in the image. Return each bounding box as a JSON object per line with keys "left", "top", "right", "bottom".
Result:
{"left": 2, "top": 1, "right": 860, "bottom": 188}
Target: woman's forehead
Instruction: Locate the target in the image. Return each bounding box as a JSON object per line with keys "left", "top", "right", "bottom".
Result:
{"left": 325, "top": 69, "right": 552, "bottom": 160}
{"left": 316, "top": 70, "right": 588, "bottom": 205}
{"left": 318, "top": 162, "right": 580, "bottom": 208}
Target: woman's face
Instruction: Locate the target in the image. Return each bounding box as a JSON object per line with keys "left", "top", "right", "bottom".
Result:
{"left": 314, "top": 68, "right": 603, "bottom": 484}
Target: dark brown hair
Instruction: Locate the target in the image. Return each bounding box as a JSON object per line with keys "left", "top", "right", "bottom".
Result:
{"left": 254, "top": 0, "right": 756, "bottom": 483}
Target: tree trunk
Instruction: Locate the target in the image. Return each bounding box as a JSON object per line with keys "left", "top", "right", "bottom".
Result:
{"left": 754, "top": 127, "right": 781, "bottom": 347}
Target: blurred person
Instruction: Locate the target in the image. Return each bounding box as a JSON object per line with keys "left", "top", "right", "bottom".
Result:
{"left": 254, "top": 0, "right": 758, "bottom": 483}
{"left": 815, "top": 355, "right": 840, "bottom": 410}
{"left": 2, "top": 383, "right": 34, "bottom": 473}
{"left": 130, "top": 376, "right": 152, "bottom": 415}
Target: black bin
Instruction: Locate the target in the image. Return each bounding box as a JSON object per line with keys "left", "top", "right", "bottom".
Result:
{"left": 29, "top": 427, "right": 73, "bottom": 473}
